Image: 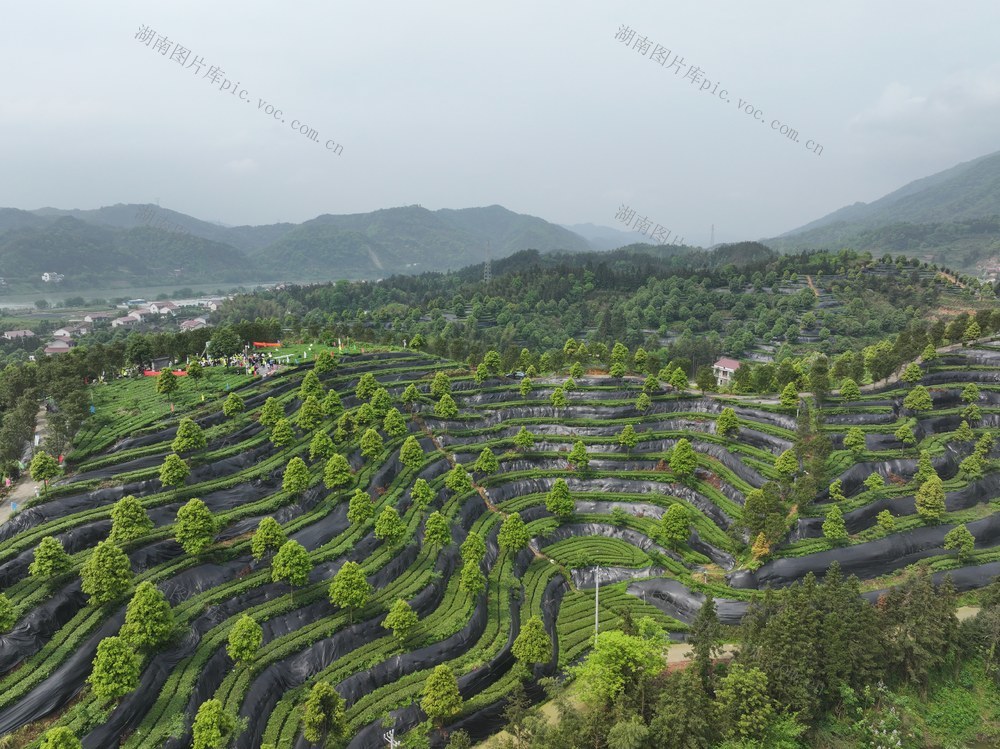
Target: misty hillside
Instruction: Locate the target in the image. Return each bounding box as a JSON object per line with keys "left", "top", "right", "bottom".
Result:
{"left": 0, "top": 204, "right": 593, "bottom": 289}
{"left": 768, "top": 149, "right": 1000, "bottom": 270}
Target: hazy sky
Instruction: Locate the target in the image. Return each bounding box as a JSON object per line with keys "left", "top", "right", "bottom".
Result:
{"left": 3, "top": 1, "right": 999, "bottom": 246}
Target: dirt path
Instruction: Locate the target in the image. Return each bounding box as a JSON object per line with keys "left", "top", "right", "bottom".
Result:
{"left": 805, "top": 274, "right": 820, "bottom": 297}
{"left": 0, "top": 405, "right": 49, "bottom": 526}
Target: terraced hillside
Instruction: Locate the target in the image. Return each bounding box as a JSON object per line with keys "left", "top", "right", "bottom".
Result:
{"left": 0, "top": 343, "right": 998, "bottom": 747}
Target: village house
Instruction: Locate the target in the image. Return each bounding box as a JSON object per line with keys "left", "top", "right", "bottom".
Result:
{"left": 149, "top": 301, "right": 179, "bottom": 315}
{"left": 111, "top": 316, "right": 139, "bottom": 328}
{"left": 179, "top": 316, "right": 209, "bottom": 331}
{"left": 83, "top": 311, "right": 116, "bottom": 324}
{"left": 43, "top": 339, "right": 74, "bottom": 355}
{"left": 712, "top": 357, "right": 742, "bottom": 388}
{"left": 3, "top": 329, "right": 35, "bottom": 341}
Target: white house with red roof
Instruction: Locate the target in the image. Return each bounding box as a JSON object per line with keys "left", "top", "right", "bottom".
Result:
{"left": 712, "top": 357, "right": 741, "bottom": 388}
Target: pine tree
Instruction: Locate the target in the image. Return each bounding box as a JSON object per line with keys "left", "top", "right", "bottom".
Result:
{"left": 915, "top": 475, "right": 946, "bottom": 523}
{"left": 251, "top": 517, "right": 286, "bottom": 561}
{"left": 774, "top": 449, "right": 798, "bottom": 479}
{"left": 618, "top": 424, "right": 639, "bottom": 450}
{"left": 308, "top": 431, "right": 335, "bottom": 462}
{"left": 347, "top": 489, "right": 374, "bottom": 526}
{"left": 843, "top": 426, "right": 866, "bottom": 454}
{"left": 383, "top": 598, "right": 419, "bottom": 643}
{"left": 271, "top": 540, "right": 312, "bottom": 589}
{"left": 121, "top": 581, "right": 175, "bottom": 650}
{"left": 444, "top": 463, "right": 473, "bottom": 494}
{"left": 512, "top": 615, "right": 551, "bottom": 668}
{"left": 895, "top": 423, "right": 917, "bottom": 448}
{"left": 913, "top": 450, "right": 936, "bottom": 485}
{"left": 322, "top": 389, "right": 342, "bottom": 416}
{"left": 299, "top": 370, "right": 324, "bottom": 400}
{"left": 355, "top": 372, "right": 380, "bottom": 400}
{"left": 779, "top": 382, "right": 798, "bottom": 408}
{"left": 953, "top": 420, "right": 975, "bottom": 446}
{"left": 839, "top": 378, "right": 861, "bottom": 401}
{"left": 175, "top": 498, "right": 217, "bottom": 555}
{"left": 323, "top": 453, "right": 353, "bottom": 488}
{"left": 110, "top": 495, "right": 153, "bottom": 544}
{"left": 513, "top": 426, "right": 536, "bottom": 451}
{"left": 901, "top": 362, "right": 923, "bottom": 385}
{"left": 382, "top": 407, "right": 407, "bottom": 438}
{"left": 822, "top": 505, "right": 848, "bottom": 544}
{"left": 828, "top": 479, "right": 846, "bottom": 502}
{"left": 81, "top": 540, "right": 133, "bottom": 605}
{"left": 545, "top": 478, "right": 575, "bottom": 519}
{"left": 374, "top": 506, "right": 406, "bottom": 546}
{"left": 296, "top": 395, "right": 324, "bottom": 431}
{"left": 421, "top": 664, "right": 462, "bottom": 726}
{"left": 226, "top": 614, "right": 263, "bottom": 664}
{"left": 328, "top": 561, "right": 371, "bottom": 622}
{"left": 434, "top": 393, "right": 458, "bottom": 418}
{"left": 89, "top": 635, "right": 140, "bottom": 702}
{"left": 715, "top": 665, "right": 774, "bottom": 742}
{"left": 876, "top": 509, "right": 896, "bottom": 534}
{"left": 29, "top": 535, "right": 72, "bottom": 580}
{"left": 473, "top": 447, "right": 499, "bottom": 475}
{"left": 686, "top": 594, "right": 722, "bottom": 690}
{"left": 498, "top": 512, "right": 530, "bottom": 551}
{"left": 567, "top": 440, "right": 589, "bottom": 471}
{"left": 424, "top": 511, "right": 451, "bottom": 548}
{"left": 903, "top": 385, "right": 933, "bottom": 412}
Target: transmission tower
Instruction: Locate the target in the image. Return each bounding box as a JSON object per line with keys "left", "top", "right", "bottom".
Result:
{"left": 483, "top": 242, "right": 492, "bottom": 284}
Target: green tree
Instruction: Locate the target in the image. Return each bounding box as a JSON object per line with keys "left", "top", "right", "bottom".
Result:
{"left": 779, "top": 382, "right": 798, "bottom": 408}
{"left": 81, "top": 540, "right": 133, "bottom": 605}
{"left": 430, "top": 372, "right": 451, "bottom": 398}
{"left": 828, "top": 479, "right": 846, "bottom": 502}
{"left": 775, "top": 449, "right": 798, "bottom": 479}
{"left": 895, "top": 423, "right": 917, "bottom": 448}
{"left": 251, "top": 517, "right": 286, "bottom": 561}
{"left": 369, "top": 387, "right": 392, "bottom": 417}
{"left": 269, "top": 417, "right": 296, "bottom": 448}
{"left": 121, "top": 581, "right": 174, "bottom": 649}
{"left": 226, "top": 614, "right": 263, "bottom": 664}
{"left": 410, "top": 478, "right": 434, "bottom": 509}
{"left": 550, "top": 386, "right": 568, "bottom": 410}
{"left": 575, "top": 629, "right": 663, "bottom": 709}
{"left": 473, "top": 447, "right": 499, "bottom": 475}
{"left": 960, "top": 451, "right": 984, "bottom": 479}
{"left": 864, "top": 472, "right": 886, "bottom": 495}
{"left": 660, "top": 504, "right": 690, "bottom": 548}
{"left": 669, "top": 438, "right": 697, "bottom": 480}
{"left": 171, "top": 417, "right": 206, "bottom": 453}
{"left": 156, "top": 369, "right": 178, "bottom": 398}
{"left": 512, "top": 615, "right": 551, "bottom": 669}
{"left": 191, "top": 699, "right": 237, "bottom": 749}
{"left": 839, "top": 378, "right": 861, "bottom": 401}
{"left": 175, "top": 498, "right": 217, "bottom": 555}
{"left": 635, "top": 392, "right": 652, "bottom": 412}
{"left": 712, "top": 409, "right": 738, "bottom": 439}
{"left": 460, "top": 558, "right": 486, "bottom": 597}
{"left": 921, "top": 343, "right": 939, "bottom": 362}
{"left": 222, "top": 392, "right": 245, "bottom": 418}
{"left": 314, "top": 351, "right": 337, "bottom": 374}
{"left": 943, "top": 524, "right": 975, "bottom": 562}
{"left": 687, "top": 594, "right": 723, "bottom": 690}
{"left": 421, "top": 664, "right": 462, "bottom": 727}
{"left": 901, "top": 362, "right": 923, "bottom": 385}
{"left": 309, "top": 431, "right": 335, "bottom": 462}
{"left": 399, "top": 435, "right": 424, "bottom": 471}
{"left": 382, "top": 407, "right": 407, "bottom": 438}
{"left": 89, "top": 635, "right": 140, "bottom": 703}
{"left": 401, "top": 383, "right": 420, "bottom": 411}
{"left": 876, "top": 509, "right": 896, "bottom": 534}
{"left": 913, "top": 449, "right": 937, "bottom": 485}
{"left": 695, "top": 366, "right": 716, "bottom": 393}
{"left": 963, "top": 319, "right": 982, "bottom": 344}
{"left": 473, "top": 362, "right": 488, "bottom": 383}
{"left": 322, "top": 389, "right": 342, "bottom": 417}
{"left": 546, "top": 478, "right": 575, "bottom": 519}
{"left": 109, "top": 494, "right": 154, "bottom": 545}
{"left": 570, "top": 361, "right": 585, "bottom": 379}
{"left": 323, "top": 453, "right": 352, "bottom": 488}
{"left": 299, "top": 370, "right": 324, "bottom": 401}
{"left": 445, "top": 463, "right": 473, "bottom": 495}
{"left": 347, "top": 489, "right": 374, "bottom": 526}
{"left": 961, "top": 382, "right": 981, "bottom": 404}
{"left": 715, "top": 665, "right": 774, "bottom": 743}
{"left": 383, "top": 598, "right": 419, "bottom": 643}
{"left": 844, "top": 426, "right": 866, "bottom": 454}
{"left": 296, "top": 394, "right": 324, "bottom": 431}
{"left": 963, "top": 402, "right": 982, "bottom": 423}
{"left": 618, "top": 424, "right": 639, "bottom": 450}
{"left": 374, "top": 505, "right": 406, "bottom": 546}
{"left": 356, "top": 402, "right": 377, "bottom": 427}
{"left": 39, "top": 728, "right": 82, "bottom": 749}
{"left": 355, "top": 372, "right": 380, "bottom": 400}
{"left": 29, "top": 535, "right": 72, "bottom": 580}
{"left": 498, "top": 512, "right": 530, "bottom": 551}
{"left": 258, "top": 397, "right": 283, "bottom": 428}
{"left": 822, "top": 505, "right": 848, "bottom": 544}
{"left": 643, "top": 374, "right": 659, "bottom": 394}
{"left": 29, "top": 451, "right": 61, "bottom": 498}
{"left": 460, "top": 531, "right": 486, "bottom": 564}
{"left": 282, "top": 456, "right": 311, "bottom": 496}
{"left": 434, "top": 393, "right": 458, "bottom": 419}
{"left": 0, "top": 594, "right": 16, "bottom": 632}
{"left": 519, "top": 376, "right": 533, "bottom": 397}
{"left": 329, "top": 561, "right": 371, "bottom": 622}
{"left": 513, "top": 426, "right": 536, "bottom": 451}
{"left": 903, "top": 385, "right": 933, "bottom": 412}
{"left": 567, "top": 440, "right": 589, "bottom": 471}
{"left": 915, "top": 475, "right": 946, "bottom": 523}
{"left": 953, "top": 419, "right": 975, "bottom": 446}
{"left": 669, "top": 367, "right": 688, "bottom": 391}
{"left": 424, "top": 511, "right": 451, "bottom": 548}
{"left": 272, "top": 540, "right": 312, "bottom": 589}
{"left": 301, "top": 681, "right": 346, "bottom": 745}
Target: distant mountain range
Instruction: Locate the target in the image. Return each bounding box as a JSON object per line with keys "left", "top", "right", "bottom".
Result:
{"left": 0, "top": 204, "right": 594, "bottom": 290}
{"left": 766, "top": 149, "right": 1000, "bottom": 271}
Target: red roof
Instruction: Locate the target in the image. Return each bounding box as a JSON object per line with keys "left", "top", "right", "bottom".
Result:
{"left": 714, "top": 357, "right": 741, "bottom": 370}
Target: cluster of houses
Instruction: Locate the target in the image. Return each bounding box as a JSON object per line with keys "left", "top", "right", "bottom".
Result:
{"left": 2, "top": 296, "right": 222, "bottom": 356}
